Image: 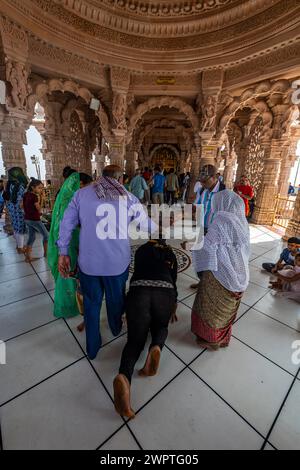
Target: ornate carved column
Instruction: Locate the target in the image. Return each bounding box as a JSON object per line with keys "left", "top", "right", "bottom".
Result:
{"left": 285, "top": 190, "right": 300, "bottom": 239}
{"left": 235, "top": 138, "right": 250, "bottom": 183}
{"left": 125, "top": 146, "right": 137, "bottom": 177}
{"left": 42, "top": 101, "right": 66, "bottom": 189}
{"left": 0, "top": 18, "right": 31, "bottom": 173}
{"left": 94, "top": 138, "right": 108, "bottom": 177}
{"left": 187, "top": 137, "right": 201, "bottom": 202}
{"left": 199, "top": 133, "right": 219, "bottom": 168}
{"left": 109, "top": 67, "right": 130, "bottom": 171}
{"left": 223, "top": 151, "right": 237, "bottom": 190}
{"left": 278, "top": 128, "right": 300, "bottom": 196}
{"left": 108, "top": 135, "right": 126, "bottom": 170}
{"left": 1, "top": 111, "right": 30, "bottom": 172}
{"left": 252, "top": 139, "right": 282, "bottom": 225}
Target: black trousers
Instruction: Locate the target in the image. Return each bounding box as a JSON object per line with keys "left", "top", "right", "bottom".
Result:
{"left": 119, "top": 287, "right": 176, "bottom": 383}
{"left": 166, "top": 190, "right": 176, "bottom": 205}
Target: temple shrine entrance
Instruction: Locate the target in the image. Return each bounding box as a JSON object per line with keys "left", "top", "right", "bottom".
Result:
{"left": 151, "top": 145, "right": 179, "bottom": 173}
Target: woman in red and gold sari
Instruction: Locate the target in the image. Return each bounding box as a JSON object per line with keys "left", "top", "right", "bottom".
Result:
{"left": 191, "top": 190, "right": 250, "bottom": 350}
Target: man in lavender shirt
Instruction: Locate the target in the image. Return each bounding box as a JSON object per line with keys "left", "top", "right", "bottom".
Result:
{"left": 57, "top": 165, "right": 154, "bottom": 360}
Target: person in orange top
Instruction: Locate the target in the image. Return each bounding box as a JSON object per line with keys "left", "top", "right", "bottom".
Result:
{"left": 234, "top": 175, "right": 254, "bottom": 218}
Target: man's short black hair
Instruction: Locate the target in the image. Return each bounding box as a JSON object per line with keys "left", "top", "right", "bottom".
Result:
{"left": 287, "top": 237, "right": 300, "bottom": 245}
{"left": 79, "top": 172, "right": 93, "bottom": 186}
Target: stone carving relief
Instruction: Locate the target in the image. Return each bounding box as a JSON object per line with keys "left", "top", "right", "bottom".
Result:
{"left": 28, "top": 36, "right": 105, "bottom": 82}
{"left": 65, "top": 111, "right": 88, "bottom": 171}
{"left": 29, "top": 0, "right": 293, "bottom": 50}
{"left": 111, "top": 67, "right": 131, "bottom": 91}
{"left": 244, "top": 117, "right": 265, "bottom": 195}
{"left": 201, "top": 95, "right": 217, "bottom": 132}
{"left": 218, "top": 79, "right": 292, "bottom": 138}
{"left": 0, "top": 16, "right": 28, "bottom": 57}
{"left": 48, "top": 0, "right": 279, "bottom": 41}
{"left": 27, "top": 78, "right": 93, "bottom": 115}
{"left": 5, "top": 60, "right": 31, "bottom": 110}
{"left": 112, "top": 93, "right": 127, "bottom": 130}
{"left": 97, "top": 104, "right": 113, "bottom": 141}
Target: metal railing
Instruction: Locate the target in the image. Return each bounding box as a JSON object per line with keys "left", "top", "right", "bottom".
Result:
{"left": 273, "top": 196, "right": 296, "bottom": 229}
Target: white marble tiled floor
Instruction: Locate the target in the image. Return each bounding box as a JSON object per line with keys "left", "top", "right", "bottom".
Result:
{"left": 0, "top": 221, "right": 299, "bottom": 450}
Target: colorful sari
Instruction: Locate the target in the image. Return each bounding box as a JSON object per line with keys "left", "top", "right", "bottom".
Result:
{"left": 47, "top": 172, "right": 80, "bottom": 318}
{"left": 191, "top": 271, "right": 242, "bottom": 348}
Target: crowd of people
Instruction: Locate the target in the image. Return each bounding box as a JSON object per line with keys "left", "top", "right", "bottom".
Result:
{"left": 124, "top": 166, "right": 191, "bottom": 205}
{"left": 1, "top": 162, "right": 299, "bottom": 419}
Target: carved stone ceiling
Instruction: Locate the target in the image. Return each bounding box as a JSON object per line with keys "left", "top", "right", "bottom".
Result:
{"left": 1, "top": 0, "right": 300, "bottom": 75}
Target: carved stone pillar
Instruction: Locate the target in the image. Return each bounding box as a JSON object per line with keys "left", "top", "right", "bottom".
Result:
{"left": 125, "top": 147, "right": 137, "bottom": 177}
{"left": 285, "top": 190, "right": 300, "bottom": 239}
{"left": 278, "top": 130, "right": 300, "bottom": 196}
{"left": 94, "top": 150, "right": 106, "bottom": 177}
{"left": 223, "top": 153, "right": 237, "bottom": 190}
{"left": 187, "top": 143, "right": 201, "bottom": 202}
{"left": 1, "top": 112, "right": 30, "bottom": 173}
{"left": 199, "top": 133, "right": 219, "bottom": 168}
{"left": 42, "top": 102, "right": 66, "bottom": 189}
{"left": 235, "top": 139, "right": 249, "bottom": 183}
{"left": 108, "top": 136, "right": 126, "bottom": 170}
{"left": 179, "top": 150, "right": 188, "bottom": 174}
{"left": 252, "top": 140, "right": 282, "bottom": 225}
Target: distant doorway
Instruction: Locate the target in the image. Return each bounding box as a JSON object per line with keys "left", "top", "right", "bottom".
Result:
{"left": 151, "top": 146, "right": 178, "bottom": 173}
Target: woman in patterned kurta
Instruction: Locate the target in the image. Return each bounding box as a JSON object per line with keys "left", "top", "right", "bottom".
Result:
{"left": 5, "top": 167, "right": 28, "bottom": 253}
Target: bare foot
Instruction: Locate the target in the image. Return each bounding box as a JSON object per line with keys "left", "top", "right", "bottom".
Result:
{"left": 113, "top": 374, "right": 135, "bottom": 419}
{"left": 77, "top": 321, "right": 85, "bottom": 332}
{"left": 139, "top": 346, "right": 161, "bottom": 377}
{"left": 190, "top": 282, "right": 200, "bottom": 289}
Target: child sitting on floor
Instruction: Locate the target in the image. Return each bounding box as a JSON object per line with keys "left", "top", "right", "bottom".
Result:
{"left": 262, "top": 237, "right": 300, "bottom": 274}
{"left": 269, "top": 253, "right": 300, "bottom": 301}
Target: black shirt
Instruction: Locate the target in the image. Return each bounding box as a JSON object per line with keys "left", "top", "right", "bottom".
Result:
{"left": 131, "top": 241, "right": 178, "bottom": 299}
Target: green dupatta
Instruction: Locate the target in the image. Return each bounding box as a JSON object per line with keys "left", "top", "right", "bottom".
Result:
{"left": 47, "top": 172, "right": 80, "bottom": 318}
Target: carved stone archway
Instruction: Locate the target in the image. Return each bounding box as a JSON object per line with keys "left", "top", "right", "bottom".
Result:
{"left": 127, "top": 96, "right": 200, "bottom": 145}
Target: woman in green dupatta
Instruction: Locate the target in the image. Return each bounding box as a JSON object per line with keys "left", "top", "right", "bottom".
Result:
{"left": 48, "top": 172, "right": 80, "bottom": 318}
